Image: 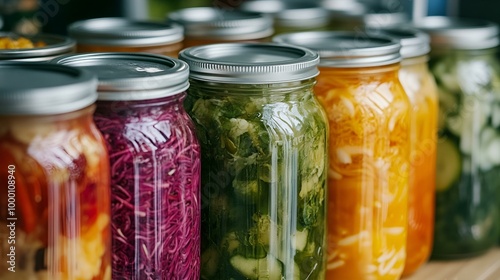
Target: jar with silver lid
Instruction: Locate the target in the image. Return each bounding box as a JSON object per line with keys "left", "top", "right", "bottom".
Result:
{"left": 68, "top": 17, "right": 184, "bottom": 57}
{"left": 239, "top": 1, "right": 330, "bottom": 34}
{"left": 274, "top": 31, "right": 410, "bottom": 280}
{"left": 0, "top": 32, "right": 75, "bottom": 61}
{"left": 167, "top": 7, "right": 274, "bottom": 48}
{"left": 321, "top": 0, "right": 408, "bottom": 31}
{"left": 0, "top": 63, "right": 111, "bottom": 280}
{"left": 375, "top": 27, "right": 439, "bottom": 276}
{"left": 414, "top": 16, "right": 500, "bottom": 259}
{"left": 52, "top": 52, "right": 201, "bottom": 279}
{"left": 179, "top": 43, "right": 328, "bottom": 280}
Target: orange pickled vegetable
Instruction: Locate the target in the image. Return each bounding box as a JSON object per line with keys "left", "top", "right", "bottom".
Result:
{"left": 400, "top": 57, "right": 438, "bottom": 276}
{"left": 316, "top": 65, "right": 410, "bottom": 280}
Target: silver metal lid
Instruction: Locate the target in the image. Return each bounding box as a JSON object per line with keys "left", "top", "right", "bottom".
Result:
{"left": 0, "top": 63, "right": 97, "bottom": 115}
{"left": 178, "top": 43, "right": 319, "bottom": 84}
{"left": 68, "top": 17, "right": 184, "bottom": 46}
{"left": 51, "top": 53, "right": 189, "bottom": 101}
{"left": 167, "top": 7, "right": 274, "bottom": 40}
{"left": 370, "top": 27, "right": 430, "bottom": 58}
{"left": 273, "top": 31, "right": 401, "bottom": 67}
{"left": 0, "top": 32, "right": 75, "bottom": 61}
{"left": 413, "top": 16, "right": 499, "bottom": 50}
{"left": 321, "top": 1, "right": 408, "bottom": 27}
{"left": 320, "top": 0, "right": 367, "bottom": 17}
{"left": 239, "top": 1, "right": 330, "bottom": 29}
{"left": 364, "top": 11, "right": 409, "bottom": 28}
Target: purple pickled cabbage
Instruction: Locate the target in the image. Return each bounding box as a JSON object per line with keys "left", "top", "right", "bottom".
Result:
{"left": 94, "top": 95, "right": 201, "bottom": 280}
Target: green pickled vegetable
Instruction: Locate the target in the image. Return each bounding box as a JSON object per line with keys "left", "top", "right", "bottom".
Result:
{"left": 186, "top": 79, "right": 328, "bottom": 279}
{"left": 431, "top": 50, "right": 500, "bottom": 258}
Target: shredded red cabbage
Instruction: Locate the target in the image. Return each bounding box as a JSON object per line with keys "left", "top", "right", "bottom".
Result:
{"left": 94, "top": 94, "right": 201, "bottom": 280}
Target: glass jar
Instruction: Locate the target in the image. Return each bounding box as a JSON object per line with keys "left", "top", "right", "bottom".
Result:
{"left": 415, "top": 16, "right": 500, "bottom": 259}
{"left": 68, "top": 18, "right": 184, "bottom": 57}
{"left": 0, "top": 32, "right": 75, "bottom": 61}
{"left": 179, "top": 43, "right": 328, "bottom": 280}
{"left": 238, "top": 1, "right": 330, "bottom": 34}
{"left": 52, "top": 52, "right": 201, "bottom": 279}
{"left": 274, "top": 31, "right": 410, "bottom": 279}
{"left": 321, "top": 0, "right": 408, "bottom": 31}
{"left": 376, "top": 27, "right": 439, "bottom": 276}
{"left": 0, "top": 63, "right": 111, "bottom": 280}
{"left": 167, "top": 7, "right": 273, "bottom": 48}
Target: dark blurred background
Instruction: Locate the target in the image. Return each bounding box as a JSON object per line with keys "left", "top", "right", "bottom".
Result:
{"left": 1, "top": 0, "right": 499, "bottom": 35}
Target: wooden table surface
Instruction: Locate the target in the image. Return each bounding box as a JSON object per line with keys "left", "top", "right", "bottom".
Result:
{"left": 405, "top": 248, "right": 500, "bottom": 280}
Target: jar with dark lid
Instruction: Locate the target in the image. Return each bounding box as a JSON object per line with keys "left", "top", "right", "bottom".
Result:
{"left": 68, "top": 17, "right": 184, "bottom": 57}
{"left": 0, "top": 63, "right": 111, "bottom": 280}
{"left": 274, "top": 31, "right": 410, "bottom": 279}
{"left": 0, "top": 32, "right": 75, "bottom": 61}
{"left": 52, "top": 52, "right": 201, "bottom": 279}
{"left": 179, "top": 43, "right": 328, "bottom": 279}
{"left": 375, "top": 27, "right": 439, "bottom": 276}
{"left": 167, "top": 7, "right": 274, "bottom": 47}
{"left": 321, "top": 0, "right": 408, "bottom": 31}
{"left": 414, "top": 16, "right": 500, "bottom": 259}
{"left": 239, "top": 1, "right": 330, "bottom": 34}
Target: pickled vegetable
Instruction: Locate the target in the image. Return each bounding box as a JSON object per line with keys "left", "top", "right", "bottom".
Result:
{"left": 94, "top": 96, "right": 201, "bottom": 279}
{"left": 399, "top": 57, "right": 439, "bottom": 276}
{"left": 0, "top": 106, "right": 111, "bottom": 280}
{"left": 315, "top": 65, "right": 410, "bottom": 279}
{"left": 430, "top": 50, "right": 500, "bottom": 258}
{"left": 0, "top": 36, "right": 46, "bottom": 49}
{"left": 185, "top": 79, "right": 328, "bottom": 280}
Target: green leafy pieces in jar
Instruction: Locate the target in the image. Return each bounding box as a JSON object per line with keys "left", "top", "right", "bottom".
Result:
{"left": 436, "top": 139, "right": 461, "bottom": 192}
{"left": 230, "top": 254, "right": 283, "bottom": 280}
{"left": 186, "top": 80, "right": 328, "bottom": 280}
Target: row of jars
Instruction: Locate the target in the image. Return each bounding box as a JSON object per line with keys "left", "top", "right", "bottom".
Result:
{"left": 1, "top": 15, "right": 500, "bottom": 280}
{"left": 0, "top": 3, "right": 409, "bottom": 61}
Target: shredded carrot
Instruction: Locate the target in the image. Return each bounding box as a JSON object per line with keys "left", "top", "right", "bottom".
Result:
{"left": 317, "top": 65, "right": 410, "bottom": 280}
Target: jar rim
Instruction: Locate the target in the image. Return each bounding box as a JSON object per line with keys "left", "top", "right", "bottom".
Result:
{"left": 239, "top": 1, "right": 330, "bottom": 29}
{"left": 370, "top": 27, "right": 431, "bottom": 58}
{"left": 273, "top": 31, "right": 402, "bottom": 67}
{"left": 167, "top": 7, "right": 274, "bottom": 40}
{"left": 68, "top": 17, "right": 184, "bottom": 46}
{"left": 0, "top": 62, "right": 97, "bottom": 115}
{"left": 413, "top": 16, "right": 499, "bottom": 50}
{"left": 178, "top": 42, "right": 319, "bottom": 84}
{"left": 51, "top": 52, "right": 189, "bottom": 101}
{"left": 0, "top": 32, "right": 75, "bottom": 61}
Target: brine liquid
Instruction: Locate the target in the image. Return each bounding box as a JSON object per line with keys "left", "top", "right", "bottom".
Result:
{"left": 399, "top": 59, "right": 439, "bottom": 276}
{"left": 0, "top": 107, "right": 111, "bottom": 280}
{"left": 316, "top": 65, "right": 411, "bottom": 280}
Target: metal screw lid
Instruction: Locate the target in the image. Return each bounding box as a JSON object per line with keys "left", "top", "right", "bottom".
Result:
{"left": 167, "top": 7, "right": 273, "bottom": 40}
{"left": 413, "top": 16, "right": 499, "bottom": 50}
{"left": 178, "top": 43, "right": 319, "bottom": 84}
{"left": 239, "top": 1, "right": 330, "bottom": 30}
{"left": 68, "top": 17, "right": 184, "bottom": 46}
{"left": 370, "top": 27, "right": 430, "bottom": 58}
{"left": 273, "top": 31, "right": 401, "bottom": 67}
{"left": 0, "top": 32, "right": 75, "bottom": 61}
{"left": 51, "top": 52, "right": 189, "bottom": 101}
{"left": 0, "top": 62, "right": 97, "bottom": 115}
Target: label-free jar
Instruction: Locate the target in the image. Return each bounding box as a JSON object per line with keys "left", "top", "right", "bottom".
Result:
{"left": 415, "top": 16, "right": 500, "bottom": 259}
{"left": 179, "top": 43, "right": 328, "bottom": 280}
{"left": 52, "top": 53, "right": 201, "bottom": 279}
{"left": 0, "top": 63, "right": 111, "bottom": 280}
{"left": 275, "top": 31, "right": 410, "bottom": 280}
{"left": 376, "top": 27, "right": 439, "bottom": 276}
